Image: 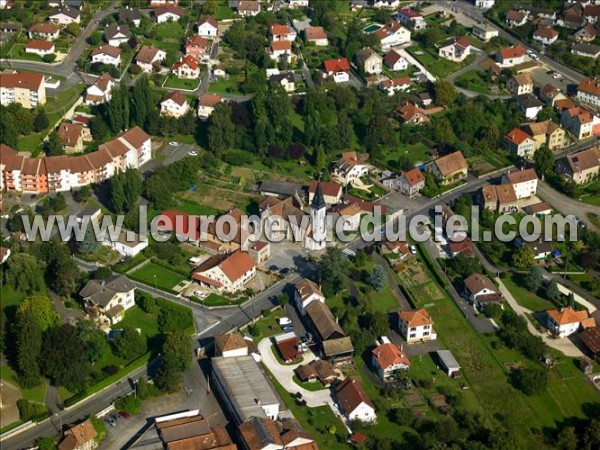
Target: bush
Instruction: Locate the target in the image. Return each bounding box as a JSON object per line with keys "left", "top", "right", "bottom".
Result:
{"left": 115, "top": 394, "right": 141, "bottom": 414}
{"left": 17, "top": 399, "right": 47, "bottom": 421}
{"left": 137, "top": 292, "right": 159, "bottom": 314}
{"left": 222, "top": 150, "right": 254, "bottom": 166}
{"left": 103, "top": 365, "right": 119, "bottom": 376}
{"left": 129, "top": 64, "right": 142, "bottom": 75}
{"left": 42, "top": 54, "right": 56, "bottom": 63}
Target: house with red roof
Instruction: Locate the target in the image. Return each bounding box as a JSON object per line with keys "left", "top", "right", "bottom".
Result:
{"left": 394, "top": 8, "right": 426, "bottom": 30}
{"left": 438, "top": 36, "right": 471, "bottom": 62}
{"left": 533, "top": 27, "right": 559, "bottom": 45}
{"left": 191, "top": 250, "right": 256, "bottom": 292}
{"left": 560, "top": 106, "right": 599, "bottom": 140}
{"left": 267, "top": 40, "right": 294, "bottom": 63}
{"left": 157, "top": 210, "right": 201, "bottom": 242}
{"left": 546, "top": 307, "right": 595, "bottom": 338}
{"left": 323, "top": 58, "right": 349, "bottom": 83}
{"left": 394, "top": 102, "right": 429, "bottom": 124}
{"left": 383, "top": 49, "right": 408, "bottom": 71}
{"left": 269, "top": 24, "right": 296, "bottom": 42}
{"left": 379, "top": 77, "right": 411, "bottom": 96}
{"left": 577, "top": 77, "right": 600, "bottom": 108}
{"left": 502, "top": 168, "right": 538, "bottom": 199}
{"left": 308, "top": 180, "right": 342, "bottom": 205}
{"left": 335, "top": 378, "right": 377, "bottom": 423}
{"left": 495, "top": 44, "right": 526, "bottom": 67}
{"left": 371, "top": 337, "right": 410, "bottom": 380}
{"left": 185, "top": 35, "right": 208, "bottom": 59}
{"left": 504, "top": 128, "right": 536, "bottom": 159}
{"left": 171, "top": 55, "right": 200, "bottom": 78}
{"left": 154, "top": 4, "right": 182, "bottom": 23}
{"left": 25, "top": 39, "right": 55, "bottom": 57}
{"left": 399, "top": 167, "right": 425, "bottom": 197}
{"left": 373, "top": 19, "right": 411, "bottom": 50}
{"left": 397, "top": 309, "right": 436, "bottom": 343}
{"left": 160, "top": 91, "right": 190, "bottom": 118}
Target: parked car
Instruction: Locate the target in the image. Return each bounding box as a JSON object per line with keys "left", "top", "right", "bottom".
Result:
{"left": 188, "top": 150, "right": 198, "bottom": 156}
{"left": 269, "top": 265, "right": 279, "bottom": 271}
{"left": 409, "top": 245, "right": 417, "bottom": 255}
{"left": 119, "top": 411, "right": 131, "bottom": 419}
{"left": 168, "top": 141, "right": 179, "bottom": 146}
{"left": 279, "top": 267, "right": 290, "bottom": 274}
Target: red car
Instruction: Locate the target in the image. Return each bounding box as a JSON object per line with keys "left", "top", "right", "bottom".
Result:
{"left": 119, "top": 411, "right": 131, "bottom": 419}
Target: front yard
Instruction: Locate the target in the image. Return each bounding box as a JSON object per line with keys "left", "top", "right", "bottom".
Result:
{"left": 406, "top": 44, "right": 464, "bottom": 78}
{"left": 129, "top": 262, "right": 188, "bottom": 292}
{"left": 163, "top": 75, "right": 201, "bottom": 91}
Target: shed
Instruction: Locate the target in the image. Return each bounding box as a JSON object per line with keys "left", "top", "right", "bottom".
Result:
{"left": 434, "top": 350, "right": 461, "bottom": 377}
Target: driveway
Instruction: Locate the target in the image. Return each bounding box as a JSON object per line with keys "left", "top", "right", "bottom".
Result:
{"left": 257, "top": 337, "right": 334, "bottom": 408}
{"left": 496, "top": 278, "right": 584, "bottom": 357}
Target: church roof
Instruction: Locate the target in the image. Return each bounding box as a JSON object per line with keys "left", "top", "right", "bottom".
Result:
{"left": 312, "top": 182, "right": 326, "bottom": 209}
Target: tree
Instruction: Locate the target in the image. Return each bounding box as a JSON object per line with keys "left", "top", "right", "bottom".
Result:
{"left": 66, "top": 22, "right": 80, "bottom": 37}
{"left": 162, "top": 329, "right": 191, "bottom": 372}
{"left": 90, "top": 116, "right": 109, "bottom": 141}
{"left": 512, "top": 246, "right": 535, "bottom": 271}
{"left": 15, "top": 310, "right": 43, "bottom": 387}
{"left": 555, "top": 426, "right": 578, "bottom": 450}
{"left": 512, "top": 366, "right": 548, "bottom": 395}
{"left": 317, "top": 248, "right": 351, "bottom": 295}
{"left": 534, "top": 145, "right": 553, "bottom": 179}
{"left": 434, "top": 80, "right": 457, "bottom": 106}
{"left": 207, "top": 103, "right": 235, "bottom": 155}
{"left": 369, "top": 265, "right": 388, "bottom": 291}
{"left": 112, "top": 326, "right": 147, "bottom": 361}
{"left": 34, "top": 109, "right": 49, "bottom": 132}
{"left": 447, "top": 254, "right": 481, "bottom": 278}
{"left": 78, "top": 225, "right": 100, "bottom": 254}
{"left": 35, "top": 437, "right": 57, "bottom": 450}
{"left": 524, "top": 266, "right": 544, "bottom": 292}
{"left": 544, "top": 280, "right": 562, "bottom": 303}
{"left": 108, "top": 170, "right": 126, "bottom": 213}
{"left": 73, "top": 185, "right": 91, "bottom": 202}
{"left": 41, "top": 324, "right": 90, "bottom": 392}
{"left": 45, "top": 130, "right": 64, "bottom": 156}
{"left": 583, "top": 418, "right": 600, "bottom": 450}
{"left": 76, "top": 319, "right": 109, "bottom": 364}
{"left": 0, "top": 115, "right": 19, "bottom": 147}
{"left": 6, "top": 253, "right": 46, "bottom": 293}
{"left": 158, "top": 307, "right": 193, "bottom": 333}
{"left": 123, "top": 168, "right": 142, "bottom": 212}
{"left": 154, "top": 359, "right": 181, "bottom": 393}
{"left": 16, "top": 295, "right": 60, "bottom": 332}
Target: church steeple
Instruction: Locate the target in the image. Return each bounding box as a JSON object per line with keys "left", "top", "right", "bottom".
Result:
{"left": 312, "top": 182, "right": 326, "bottom": 210}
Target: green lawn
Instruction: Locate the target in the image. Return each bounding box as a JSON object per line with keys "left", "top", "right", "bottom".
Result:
{"left": 454, "top": 70, "right": 499, "bottom": 95}
{"left": 200, "top": 293, "right": 246, "bottom": 307}
{"left": 117, "top": 305, "right": 160, "bottom": 338}
{"left": 175, "top": 198, "right": 221, "bottom": 216}
{"left": 154, "top": 21, "right": 184, "bottom": 40}
{"left": 406, "top": 44, "right": 462, "bottom": 77}
{"left": 502, "top": 274, "right": 555, "bottom": 311}
{"left": 576, "top": 181, "right": 600, "bottom": 206}
{"left": 163, "top": 76, "right": 200, "bottom": 91}
{"left": 0, "top": 364, "right": 48, "bottom": 404}
{"left": 292, "top": 375, "right": 329, "bottom": 392}
{"left": 567, "top": 272, "right": 600, "bottom": 298}
{"left": 380, "top": 142, "right": 431, "bottom": 168}
{"left": 129, "top": 262, "right": 187, "bottom": 291}
{"left": 207, "top": 77, "right": 243, "bottom": 95}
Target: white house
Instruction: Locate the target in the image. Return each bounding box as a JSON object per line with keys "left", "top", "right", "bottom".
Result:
{"left": 171, "top": 55, "right": 200, "bottom": 78}
{"left": 371, "top": 337, "right": 410, "bottom": 381}
{"left": 48, "top": 7, "right": 80, "bottom": 25}
{"left": 323, "top": 58, "right": 350, "bottom": 83}
{"left": 503, "top": 168, "right": 538, "bottom": 199}
{"left": 335, "top": 378, "right": 377, "bottom": 423}
{"left": 79, "top": 275, "right": 136, "bottom": 324}
{"left": 104, "top": 24, "right": 130, "bottom": 47}
{"left": 85, "top": 73, "right": 114, "bottom": 105}
{"left": 355, "top": 47, "right": 382, "bottom": 75}
{"left": 515, "top": 94, "right": 543, "bottom": 120}
{"left": 394, "top": 8, "right": 426, "bottom": 30}
{"left": 438, "top": 36, "right": 471, "bottom": 62}
{"left": 561, "top": 106, "right": 598, "bottom": 141}
{"left": 135, "top": 45, "right": 166, "bottom": 72}
{"left": 475, "top": 0, "right": 495, "bottom": 8}
{"left": 507, "top": 73, "right": 533, "bottom": 95}
{"left": 237, "top": 0, "right": 260, "bottom": 17}
{"left": 332, "top": 151, "right": 369, "bottom": 185}
{"left": 398, "top": 309, "right": 437, "bottom": 343}
{"left": 25, "top": 40, "right": 55, "bottom": 56}
{"left": 464, "top": 273, "right": 504, "bottom": 311}
{"left": 379, "top": 77, "right": 411, "bottom": 96}
{"left": 197, "top": 16, "right": 218, "bottom": 39}
{"left": 304, "top": 26, "right": 328, "bottom": 46}
{"left": 399, "top": 167, "right": 425, "bottom": 197}
{"left": 267, "top": 40, "right": 294, "bottom": 63}
{"left": 383, "top": 49, "right": 408, "bottom": 71}
{"left": 533, "top": 27, "right": 559, "bottom": 45}
{"left": 269, "top": 72, "right": 296, "bottom": 92}
{"left": 91, "top": 45, "right": 121, "bottom": 66}
{"left": 155, "top": 5, "right": 182, "bottom": 23}
{"left": 472, "top": 23, "right": 498, "bottom": 41}
{"left": 160, "top": 91, "right": 190, "bottom": 118}
{"left": 496, "top": 44, "right": 526, "bottom": 67}
{"left": 373, "top": 0, "right": 400, "bottom": 7}
{"left": 546, "top": 307, "right": 594, "bottom": 338}
{"left": 269, "top": 24, "right": 297, "bottom": 42}
{"left": 571, "top": 42, "right": 600, "bottom": 59}
{"left": 103, "top": 226, "right": 148, "bottom": 257}
{"left": 374, "top": 20, "right": 411, "bottom": 50}
{"left": 294, "top": 278, "right": 325, "bottom": 314}
{"left": 191, "top": 250, "right": 256, "bottom": 293}
{"left": 197, "top": 93, "right": 222, "bottom": 119}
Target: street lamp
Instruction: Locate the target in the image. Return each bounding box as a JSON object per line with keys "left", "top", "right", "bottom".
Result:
{"left": 153, "top": 274, "right": 157, "bottom": 292}
{"left": 54, "top": 412, "right": 62, "bottom": 433}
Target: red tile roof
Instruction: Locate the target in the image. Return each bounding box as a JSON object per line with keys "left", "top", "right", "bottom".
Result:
{"left": 547, "top": 307, "right": 590, "bottom": 326}
{"left": 158, "top": 210, "right": 201, "bottom": 241}
{"left": 308, "top": 180, "right": 342, "bottom": 198}
{"left": 0, "top": 71, "right": 44, "bottom": 90}
{"left": 505, "top": 128, "right": 533, "bottom": 145}
{"left": 506, "top": 168, "right": 538, "bottom": 184}
{"left": 398, "top": 309, "right": 433, "bottom": 327}
{"left": 498, "top": 44, "right": 526, "bottom": 60}
{"left": 270, "top": 24, "right": 293, "bottom": 36}
{"left": 198, "top": 93, "right": 222, "bottom": 107}
{"left": 372, "top": 342, "right": 410, "bottom": 370}
{"left": 578, "top": 77, "right": 600, "bottom": 97}
{"left": 172, "top": 55, "right": 199, "bottom": 71}
{"left": 402, "top": 168, "right": 424, "bottom": 186}
{"left": 26, "top": 39, "right": 54, "bottom": 51}
{"left": 336, "top": 378, "right": 374, "bottom": 413}
{"left": 323, "top": 58, "right": 349, "bottom": 73}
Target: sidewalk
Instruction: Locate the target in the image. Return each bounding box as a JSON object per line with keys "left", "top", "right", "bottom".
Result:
{"left": 496, "top": 278, "right": 584, "bottom": 357}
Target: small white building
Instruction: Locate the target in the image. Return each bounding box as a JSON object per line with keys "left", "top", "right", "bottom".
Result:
{"left": 267, "top": 40, "right": 294, "bottom": 63}
{"left": 269, "top": 24, "right": 297, "bottom": 42}
{"left": 91, "top": 45, "right": 121, "bottom": 66}
{"left": 515, "top": 94, "right": 543, "bottom": 120}
{"left": 383, "top": 49, "right": 408, "bottom": 71}
{"left": 171, "top": 55, "right": 200, "bottom": 79}
{"left": 332, "top": 151, "right": 370, "bottom": 185}
{"left": 25, "top": 40, "right": 55, "bottom": 56}
{"left": 435, "top": 350, "right": 461, "bottom": 377}
{"left": 104, "top": 24, "right": 130, "bottom": 47}
{"left": 85, "top": 73, "right": 115, "bottom": 105}
{"left": 155, "top": 5, "right": 182, "bottom": 23}
{"left": 577, "top": 77, "right": 600, "bottom": 108}
{"left": 438, "top": 36, "right": 471, "bottom": 62}
{"left": 533, "top": 27, "right": 559, "bottom": 45}
{"left": 323, "top": 58, "right": 350, "bottom": 83}
{"left": 103, "top": 226, "right": 148, "bottom": 257}
{"left": 48, "top": 7, "right": 80, "bottom": 25}
{"left": 214, "top": 332, "right": 250, "bottom": 358}
{"left": 304, "top": 26, "right": 328, "bottom": 46}
{"left": 371, "top": 337, "right": 410, "bottom": 381}
{"left": 197, "top": 16, "right": 218, "bottom": 39}
{"left": 135, "top": 46, "right": 166, "bottom": 72}
{"left": 474, "top": 0, "right": 495, "bottom": 8}
{"left": 355, "top": 47, "right": 383, "bottom": 75}
{"left": 379, "top": 77, "right": 411, "bottom": 96}
{"left": 394, "top": 8, "right": 426, "bottom": 30}
{"left": 472, "top": 23, "right": 498, "bottom": 42}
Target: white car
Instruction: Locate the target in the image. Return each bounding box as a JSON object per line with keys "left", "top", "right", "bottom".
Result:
{"left": 193, "top": 290, "right": 206, "bottom": 299}
{"left": 530, "top": 53, "right": 539, "bottom": 60}
{"left": 409, "top": 245, "right": 417, "bottom": 255}
{"left": 188, "top": 150, "right": 198, "bottom": 156}
{"left": 552, "top": 72, "right": 561, "bottom": 79}
{"left": 168, "top": 141, "right": 179, "bottom": 146}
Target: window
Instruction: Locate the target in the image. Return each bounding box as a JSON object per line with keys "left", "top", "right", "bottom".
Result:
{"left": 409, "top": 333, "right": 416, "bottom": 338}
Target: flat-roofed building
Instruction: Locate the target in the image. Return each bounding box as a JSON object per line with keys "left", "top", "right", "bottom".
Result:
{"left": 211, "top": 355, "right": 281, "bottom": 424}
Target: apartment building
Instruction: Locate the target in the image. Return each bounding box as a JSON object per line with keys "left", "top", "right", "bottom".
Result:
{"left": 0, "top": 71, "right": 46, "bottom": 108}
